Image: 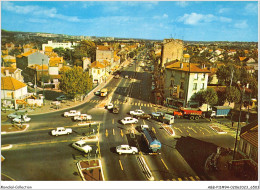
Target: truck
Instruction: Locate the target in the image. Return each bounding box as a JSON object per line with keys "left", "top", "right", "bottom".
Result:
{"left": 100, "top": 88, "right": 108, "bottom": 97}
{"left": 174, "top": 108, "right": 203, "bottom": 120}
{"left": 74, "top": 114, "right": 92, "bottom": 121}
{"left": 142, "top": 128, "right": 161, "bottom": 153}
{"left": 211, "top": 106, "right": 232, "bottom": 117}
{"left": 64, "top": 110, "right": 81, "bottom": 117}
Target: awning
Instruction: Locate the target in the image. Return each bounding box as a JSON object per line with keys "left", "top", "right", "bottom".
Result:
{"left": 16, "top": 99, "right": 27, "bottom": 105}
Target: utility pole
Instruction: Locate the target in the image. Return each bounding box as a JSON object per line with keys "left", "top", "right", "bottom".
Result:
{"left": 42, "top": 59, "right": 45, "bottom": 105}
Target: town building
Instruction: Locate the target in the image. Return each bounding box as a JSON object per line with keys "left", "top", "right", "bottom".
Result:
{"left": 236, "top": 120, "right": 258, "bottom": 180}
{"left": 42, "top": 40, "right": 77, "bottom": 51}
{"left": 1, "top": 67, "right": 24, "bottom": 82}
{"left": 89, "top": 61, "right": 106, "bottom": 84}
{"left": 1, "top": 76, "right": 28, "bottom": 109}
{"left": 164, "top": 61, "right": 210, "bottom": 108}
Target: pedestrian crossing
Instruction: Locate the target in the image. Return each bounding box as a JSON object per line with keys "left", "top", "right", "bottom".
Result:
{"left": 161, "top": 176, "right": 201, "bottom": 181}
{"left": 86, "top": 99, "right": 153, "bottom": 107}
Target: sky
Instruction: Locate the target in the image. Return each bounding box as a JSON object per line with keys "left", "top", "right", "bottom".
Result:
{"left": 1, "top": 1, "right": 258, "bottom": 41}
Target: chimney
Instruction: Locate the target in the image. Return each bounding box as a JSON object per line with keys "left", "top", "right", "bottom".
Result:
{"left": 5, "top": 69, "right": 10, "bottom": 76}
{"left": 180, "top": 62, "right": 183, "bottom": 69}
{"left": 201, "top": 64, "right": 205, "bottom": 69}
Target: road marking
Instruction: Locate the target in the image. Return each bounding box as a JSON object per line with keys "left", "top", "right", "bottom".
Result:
{"left": 112, "top": 119, "right": 114, "bottom": 124}
{"left": 120, "top": 130, "right": 124, "bottom": 137}
{"left": 144, "top": 104, "right": 146, "bottom": 107}
{"left": 178, "top": 128, "right": 183, "bottom": 133}
{"left": 113, "top": 129, "right": 115, "bottom": 135}
{"left": 184, "top": 177, "right": 189, "bottom": 181}
{"left": 105, "top": 129, "right": 108, "bottom": 137}
{"left": 172, "top": 178, "right": 176, "bottom": 181}
{"left": 119, "top": 160, "right": 124, "bottom": 170}
{"left": 195, "top": 176, "right": 200, "bottom": 180}
{"left": 141, "top": 103, "right": 143, "bottom": 107}
{"left": 189, "top": 176, "right": 195, "bottom": 181}
{"left": 1, "top": 173, "right": 16, "bottom": 181}
{"left": 161, "top": 158, "right": 169, "bottom": 170}
{"left": 152, "top": 127, "right": 156, "bottom": 134}
{"left": 177, "top": 178, "right": 182, "bottom": 181}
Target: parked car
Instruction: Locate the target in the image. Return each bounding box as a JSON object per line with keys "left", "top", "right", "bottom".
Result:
{"left": 51, "top": 127, "right": 72, "bottom": 136}
{"left": 72, "top": 140, "right": 92, "bottom": 153}
{"left": 13, "top": 115, "right": 31, "bottom": 123}
{"left": 125, "top": 75, "right": 129, "bottom": 79}
{"left": 116, "top": 145, "right": 138, "bottom": 155}
{"left": 114, "top": 74, "right": 120, "bottom": 79}
{"left": 130, "top": 109, "right": 145, "bottom": 116}
{"left": 136, "top": 114, "right": 151, "bottom": 120}
{"left": 141, "top": 124, "right": 149, "bottom": 130}
{"left": 27, "top": 82, "right": 34, "bottom": 87}
{"left": 121, "top": 117, "right": 138, "bottom": 125}
{"left": 106, "top": 103, "right": 113, "bottom": 109}
{"left": 8, "top": 112, "right": 20, "bottom": 119}
{"left": 64, "top": 110, "right": 81, "bottom": 117}
{"left": 56, "top": 95, "right": 67, "bottom": 101}
{"left": 94, "top": 90, "right": 101, "bottom": 96}
{"left": 74, "top": 114, "right": 92, "bottom": 121}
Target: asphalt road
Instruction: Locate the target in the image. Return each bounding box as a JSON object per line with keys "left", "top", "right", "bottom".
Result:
{"left": 1, "top": 51, "right": 237, "bottom": 181}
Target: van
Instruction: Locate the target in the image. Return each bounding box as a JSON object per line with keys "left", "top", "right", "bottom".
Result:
{"left": 160, "top": 114, "right": 174, "bottom": 124}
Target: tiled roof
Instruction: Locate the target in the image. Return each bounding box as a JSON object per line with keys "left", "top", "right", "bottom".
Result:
{"left": 97, "top": 45, "right": 112, "bottom": 51}
{"left": 28, "top": 64, "right": 48, "bottom": 71}
{"left": 1, "top": 76, "right": 26, "bottom": 90}
{"left": 239, "top": 57, "right": 247, "bottom": 61}
{"left": 165, "top": 61, "right": 211, "bottom": 73}
{"left": 45, "top": 46, "right": 53, "bottom": 52}
{"left": 240, "top": 122, "right": 258, "bottom": 147}
{"left": 18, "top": 49, "right": 37, "bottom": 57}
{"left": 45, "top": 51, "right": 58, "bottom": 58}
{"left": 183, "top": 54, "right": 190, "bottom": 58}
{"left": 90, "top": 61, "right": 106, "bottom": 68}
{"left": 1, "top": 67, "right": 17, "bottom": 74}
{"left": 49, "top": 57, "right": 63, "bottom": 66}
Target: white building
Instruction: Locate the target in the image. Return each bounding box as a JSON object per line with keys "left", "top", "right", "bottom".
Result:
{"left": 42, "top": 41, "right": 77, "bottom": 51}
{"left": 164, "top": 61, "right": 210, "bottom": 108}
{"left": 1, "top": 76, "right": 28, "bottom": 109}
{"left": 89, "top": 61, "right": 106, "bottom": 84}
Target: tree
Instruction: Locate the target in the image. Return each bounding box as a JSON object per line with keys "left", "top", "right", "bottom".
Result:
{"left": 201, "top": 88, "right": 218, "bottom": 110}
{"left": 73, "top": 40, "right": 96, "bottom": 62}
{"left": 59, "top": 66, "right": 92, "bottom": 99}
{"left": 225, "top": 86, "right": 241, "bottom": 104}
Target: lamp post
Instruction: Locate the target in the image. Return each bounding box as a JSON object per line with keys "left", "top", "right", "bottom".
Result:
{"left": 232, "top": 85, "right": 245, "bottom": 160}
{"left": 42, "top": 59, "right": 45, "bottom": 105}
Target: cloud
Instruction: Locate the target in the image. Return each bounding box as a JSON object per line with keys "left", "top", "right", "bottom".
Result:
{"left": 234, "top": 20, "right": 248, "bottom": 29}
{"left": 218, "top": 8, "right": 231, "bottom": 14}
{"left": 177, "top": 13, "right": 232, "bottom": 25}
{"left": 245, "top": 3, "right": 258, "bottom": 15}
{"left": 28, "top": 18, "right": 48, "bottom": 23}
{"left": 176, "top": 1, "right": 189, "bottom": 8}
{"left": 153, "top": 14, "right": 168, "bottom": 19}
{"left": 2, "top": 1, "right": 80, "bottom": 22}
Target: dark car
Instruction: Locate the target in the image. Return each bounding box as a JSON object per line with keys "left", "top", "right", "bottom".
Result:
{"left": 112, "top": 106, "right": 119, "bottom": 114}
{"left": 135, "top": 114, "right": 151, "bottom": 120}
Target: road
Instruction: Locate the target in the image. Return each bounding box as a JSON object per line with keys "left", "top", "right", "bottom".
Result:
{"left": 1, "top": 51, "right": 236, "bottom": 181}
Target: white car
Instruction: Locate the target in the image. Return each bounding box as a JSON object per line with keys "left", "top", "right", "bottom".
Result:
{"left": 125, "top": 75, "right": 129, "bottom": 79}
{"left": 121, "top": 117, "right": 138, "bottom": 125}
{"left": 64, "top": 110, "right": 81, "bottom": 117}
{"left": 130, "top": 109, "right": 145, "bottom": 116}
{"left": 8, "top": 112, "right": 20, "bottom": 119}
{"left": 116, "top": 145, "right": 138, "bottom": 155}
{"left": 72, "top": 140, "right": 92, "bottom": 153}
{"left": 27, "top": 82, "right": 34, "bottom": 87}
{"left": 51, "top": 127, "right": 72, "bottom": 136}
{"left": 106, "top": 103, "right": 113, "bottom": 109}
{"left": 141, "top": 124, "right": 149, "bottom": 130}
{"left": 13, "top": 115, "right": 31, "bottom": 123}
{"left": 74, "top": 114, "right": 92, "bottom": 121}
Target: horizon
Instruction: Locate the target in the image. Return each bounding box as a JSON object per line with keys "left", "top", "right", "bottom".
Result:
{"left": 1, "top": 1, "right": 258, "bottom": 42}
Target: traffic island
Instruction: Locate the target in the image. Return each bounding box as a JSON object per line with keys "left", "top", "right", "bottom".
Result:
{"left": 1, "top": 124, "right": 29, "bottom": 134}
{"left": 77, "top": 159, "right": 104, "bottom": 181}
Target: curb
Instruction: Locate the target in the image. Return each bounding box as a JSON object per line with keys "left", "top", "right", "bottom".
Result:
{"left": 1, "top": 124, "right": 30, "bottom": 135}
{"left": 1, "top": 144, "right": 13, "bottom": 150}
{"left": 137, "top": 156, "right": 154, "bottom": 181}
{"left": 76, "top": 161, "right": 86, "bottom": 181}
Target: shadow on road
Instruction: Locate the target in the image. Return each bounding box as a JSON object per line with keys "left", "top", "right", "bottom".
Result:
{"left": 176, "top": 136, "right": 218, "bottom": 179}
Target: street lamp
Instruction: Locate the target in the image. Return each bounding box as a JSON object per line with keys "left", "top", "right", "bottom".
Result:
{"left": 42, "top": 59, "right": 45, "bottom": 105}
{"left": 232, "top": 84, "right": 245, "bottom": 160}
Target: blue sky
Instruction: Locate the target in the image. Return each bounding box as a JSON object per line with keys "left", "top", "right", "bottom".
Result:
{"left": 1, "top": 1, "right": 258, "bottom": 41}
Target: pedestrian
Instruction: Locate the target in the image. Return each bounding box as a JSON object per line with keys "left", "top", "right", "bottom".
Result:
{"left": 209, "top": 117, "right": 212, "bottom": 122}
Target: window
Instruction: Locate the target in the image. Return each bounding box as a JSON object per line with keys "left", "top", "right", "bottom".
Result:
{"left": 180, "top": 82, "right": 184, "bottom": 90}
{"left": 194, "top": 73, "right": 198, "bottom": 80}
{"left": 193, "top": 83, "right": 197, "bottom": 90}
{"left": 170, "top": 80, "right": 174, "bottom": 86}
{"left": 201, "top": 83, "right": 205, "bottom": 90}
{"left": 181, "top": 72, "right": 185, "bottom": 78}
{"left": 202, "top": 73, "right": 206, "bottom": 78}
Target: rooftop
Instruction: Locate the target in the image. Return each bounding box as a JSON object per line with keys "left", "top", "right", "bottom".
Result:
{"left": 165, "top": 61, "right": 211, "bottom": 73}
{"left": 1, "top": 76, "right": 27, "bottom": 91}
